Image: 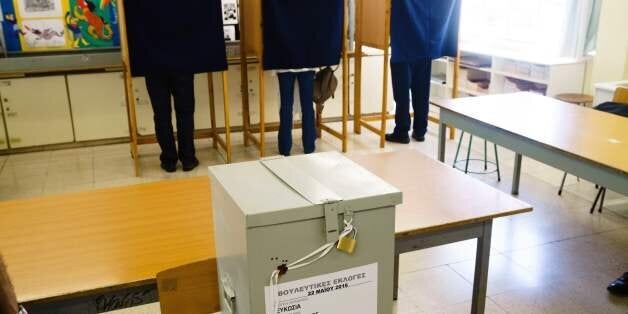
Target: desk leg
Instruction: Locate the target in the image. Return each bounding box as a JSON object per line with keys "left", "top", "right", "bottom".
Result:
{"left": 438, "top": 122, "right": 447, "bottom": 162}
{"left": 393, "top": 253, "right": 400, "bottom": 301}
{"left": 471, "top": 220, "right": 492, "bottom": 314}
{"left": 512, "top": 153, "right": 523, "bottom": 195}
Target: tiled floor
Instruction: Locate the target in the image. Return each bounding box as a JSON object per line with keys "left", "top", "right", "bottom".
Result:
{"left": 1, "top": 121, "right": 627, "bottom": 313}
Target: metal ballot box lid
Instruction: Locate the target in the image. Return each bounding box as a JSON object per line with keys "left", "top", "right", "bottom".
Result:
{"left": 208, "top": 152, "right": 402, "bottom": 228}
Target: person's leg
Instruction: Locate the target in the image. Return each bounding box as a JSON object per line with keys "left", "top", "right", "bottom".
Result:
{"left": 388, "top": 62, "right": 411, "bottom": 143}
{"left": 410, "top": 58, "right": 432, "bottom": 141}
{"left": 145, "top": 73, "right": 177, "bottom": 170}
{"left": 277, "top": 72, "right": 296, "bottom": 156}
{"left": 297, "top": 71, "right": 316, "bottom": 154}
{"left": 171, "top": 73, "right": 198, "bottom": 171}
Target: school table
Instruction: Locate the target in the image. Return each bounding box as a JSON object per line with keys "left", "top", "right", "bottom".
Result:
{"left": 433, "top": 92, "right": 628, "bottom": 196}
{"left": 0, "top": 150, "right": 531, "bottom": 314}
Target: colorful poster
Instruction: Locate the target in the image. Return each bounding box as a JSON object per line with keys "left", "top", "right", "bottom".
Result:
{"left": 65, "top": 0, "right": 119, "bottom": 48}
{"left": 0, "top": 0, "right": 118, "bottom": 52}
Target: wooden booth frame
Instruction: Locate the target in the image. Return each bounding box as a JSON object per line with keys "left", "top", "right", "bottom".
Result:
{"left": 238, "top": 0, "right": 351, "bottom": 157}
{"left": 353, "top": 0, "right": 460, "bottom": 148}
{"left": 116, "top": 0, "right": 233, "bottom": 176}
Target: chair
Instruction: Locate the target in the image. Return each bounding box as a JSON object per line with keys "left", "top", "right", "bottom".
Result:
{"left": 558, "top": 87, "right": 628, "bottom": 213}
{"left": 157, "top": 259, "right": 220, "bottom": 314}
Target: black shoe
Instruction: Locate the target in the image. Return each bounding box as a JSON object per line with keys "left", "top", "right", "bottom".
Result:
{"left": 608, "top": 273, "right": 628, "bottom": 296}
{"left": 160, "top": 162, "right": 176, "bottom": 173}
{"left": 412, "top": 132, "right": 425, "bottom": 142}
{"left": 385, "top": 133, "right": 410, "bottom": 144}
{"left": 182, "top": 158, "right": 199, "bottom": 172}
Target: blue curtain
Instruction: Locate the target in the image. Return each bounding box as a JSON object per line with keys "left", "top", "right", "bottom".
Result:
{"left": 124, "top": 0, "right": 227, "bottom": 76}
{"left": 390, "top": 0, "right": 461, "bottom": 63}
{"left": 262, "top": 0, "right": 344, "bottom": 70}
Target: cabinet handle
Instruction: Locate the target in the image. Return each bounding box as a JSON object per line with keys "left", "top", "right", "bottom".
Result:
{"left": 6, "top": 112, "right": 17, "bottom": 117}
{"left": 0, "top": 140, "right": 5, "bottom": 145}
{"left": 2, "top": 98, "right": 7, "bottom": 103}
{"left": 9, "top": 137, "right": 21, "bottom": 143}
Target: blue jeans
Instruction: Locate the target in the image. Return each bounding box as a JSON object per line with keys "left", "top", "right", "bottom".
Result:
{"left": 390, "top": 59, "right": 432, "bottom": 137}
{"left": 277, "top": 71, "right": 316, "bottom": 156}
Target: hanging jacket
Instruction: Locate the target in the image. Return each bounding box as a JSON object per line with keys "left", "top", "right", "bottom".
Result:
{"left": 390, "top": 0, "right": 461, "bottom": 63}
{"left": 124, "top": 0, "right": 227, "bottom": 76}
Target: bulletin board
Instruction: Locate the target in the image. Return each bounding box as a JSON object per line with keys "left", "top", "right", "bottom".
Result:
{"left": 0, "top": 0, "right": 119, "bottom": 53}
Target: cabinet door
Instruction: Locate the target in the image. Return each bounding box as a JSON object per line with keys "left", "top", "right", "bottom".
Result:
{"left": 360, "top": 56, "right": 394, "bottom": 115}
{"left": 0, "top": 113, "right": 7, "bottom": 150}
{"left": 211, "top": 65, "right": 248, "bottom": 128}
{"left": 68, "top": 72, "right": 130, "bottom": 141}
{"left": 0, "top": 76, "right": 74, "bottom": 148}
{"left": 132, "top": 77, "right": 157, "bottom": 136}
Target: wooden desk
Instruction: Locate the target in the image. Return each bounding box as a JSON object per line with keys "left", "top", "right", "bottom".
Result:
{"left": 351, "top": 150, "right": 531, "bottom": 313}
{"left": 433, "top": 92, "right": 628, "bottom": 196}
{"left": 0, "top": 178, "right": 215, "bottom": 313}
{"left": 1, "top": 151, "right": 531, "bottom": 314}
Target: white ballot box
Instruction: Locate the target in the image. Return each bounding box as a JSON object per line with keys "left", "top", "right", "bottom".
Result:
{"left": 209, "top": 152, "right": 401, "bottom": 314}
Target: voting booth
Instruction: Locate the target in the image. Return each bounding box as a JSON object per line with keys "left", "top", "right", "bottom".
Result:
{"left": 209, "top": 152, "right": 401, "bottom": 313}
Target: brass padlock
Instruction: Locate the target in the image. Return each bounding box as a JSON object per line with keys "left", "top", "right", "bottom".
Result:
{"left": 337, "top": 236, "right": 356, "bottom": 254}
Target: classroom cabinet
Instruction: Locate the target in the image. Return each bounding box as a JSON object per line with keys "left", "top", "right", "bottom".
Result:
{"left": 67, "top": 72, "right": 130, "bottom": 141}
{"left": 0, "top": 76, "right": 74, "bottom": 148}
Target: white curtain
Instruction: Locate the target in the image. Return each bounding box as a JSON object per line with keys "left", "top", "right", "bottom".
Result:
{"left": 460, "top": 0, "right": 595, "bottom": 59}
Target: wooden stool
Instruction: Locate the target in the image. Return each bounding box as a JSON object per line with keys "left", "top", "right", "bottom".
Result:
{"left": 555, "top": 93, "right": 594, "bottom": 107}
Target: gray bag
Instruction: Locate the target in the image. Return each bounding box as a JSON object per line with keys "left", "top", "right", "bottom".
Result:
{"left": 313, "top": 66, "right": 339, "bottom": 114}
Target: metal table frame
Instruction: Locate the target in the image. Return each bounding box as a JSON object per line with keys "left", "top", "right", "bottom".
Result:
{"left": 394, "top": 220, "right": 493, "bottom": 314}
{"left": 437, "top": 109, "right": 628, "bottom": 196}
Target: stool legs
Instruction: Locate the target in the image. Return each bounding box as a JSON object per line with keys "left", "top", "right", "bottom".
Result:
{"left": 453, "top": 132, "right": 501, "bottom": 181}
{"left": 484, "top": 140, "right": 488, "bottom": 170}
{"left": 558, "top": 172, "right": 568, "bottom": 196}
{"left": 494, "top": 144, "right": 501, "bottom": 182}
{"left": 453, "top": 131, "right": 465, "bottom": 167}
{"left": 465, "top": 135, "right": 473, "bottom": 174}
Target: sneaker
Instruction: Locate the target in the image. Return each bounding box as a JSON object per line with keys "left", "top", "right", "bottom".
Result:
{"left": 160, "top": 162, "right": 176, "bottom": 173}
{"left": 182, "top": 158, "right": 200, "bottom": 172}
{"left": 411, "top": 132, "right": 426, "bottom": 142}
{"left": 385, "top": 133, "right": 410, "bottom": 144}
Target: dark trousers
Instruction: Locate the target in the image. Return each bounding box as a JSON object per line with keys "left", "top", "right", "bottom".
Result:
{"left": 390, "top": 59, "right": 432, "bottom": 137}
{"left": 277, "top": 71, "right": 316, "bottom": 156}
{"left": 145, "top": 73, "right": 196, "bottom": 165}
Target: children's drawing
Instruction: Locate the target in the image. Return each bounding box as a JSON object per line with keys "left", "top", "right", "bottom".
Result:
{"left": 222, "top": 0, "right": 238, "bottom": 25}
{"left": 17, "top": 0, "right": 62, "bottom": 18}
{"left": 223, "top": 25, "right": 235, "bottom": 42}
{"left": 65, "top": 0, "right": 118, "bottom": 48}
{"left": 21, "top": 18, "right": 65, "bottom": 48}
{"left": 24, "top": 0, "right": 55, "bottom": 13}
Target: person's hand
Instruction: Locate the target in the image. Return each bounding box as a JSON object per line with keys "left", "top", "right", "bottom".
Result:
{"left": 0, "top": 255, "right": 19, "bottom": 314}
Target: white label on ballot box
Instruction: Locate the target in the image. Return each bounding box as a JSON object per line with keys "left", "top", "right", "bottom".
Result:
{"left": 264, "top": 263, "right": 378, "bottom": 314}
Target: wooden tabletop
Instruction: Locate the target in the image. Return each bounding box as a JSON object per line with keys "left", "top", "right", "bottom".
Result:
{"left": 351, "top": 150, "right": 532, "bottom": 238}
{"left": 0, "top": 178, "right": 215, "bottom": 303}
{"left": 433, "top": 92, "right": 628, "bottom": 176}
{"left": 0, "top": 151, "right": 531, "bottom": 303}
{"left": 555, "top": 93, "right": 594, "bottom": 105}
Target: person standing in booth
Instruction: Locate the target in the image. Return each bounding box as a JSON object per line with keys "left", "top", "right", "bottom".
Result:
{"left": 262, "top": 0, "right": 344, "bottom": 156}
{"left": 386, "top": 0, "right": 461, "bottom": 144}
{"left": 124, "top": 0, "right": 227, "bottom": 172}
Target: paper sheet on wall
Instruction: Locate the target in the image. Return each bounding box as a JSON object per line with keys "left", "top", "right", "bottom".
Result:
{"left": 264, "top": 263, "right": 378, "bottom": 314}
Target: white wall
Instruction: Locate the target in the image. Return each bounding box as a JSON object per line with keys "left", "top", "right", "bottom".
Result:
{"left": 587, "top": 0, "right": 628, "bottom": 92}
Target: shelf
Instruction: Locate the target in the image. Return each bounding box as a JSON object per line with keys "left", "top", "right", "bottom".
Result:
{"left": 459, "top": 87, "right": 488, "bottom": 97}
{"left": 459, "top": 63, "right": 548, "bottom": 85}
{"left": 491, "top": 70, "right": 548, "bottom": 85}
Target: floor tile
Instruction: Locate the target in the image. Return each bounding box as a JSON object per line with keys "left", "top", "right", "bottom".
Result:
{"left": 399, "top": 266, "right": 473, "bottom": 312}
